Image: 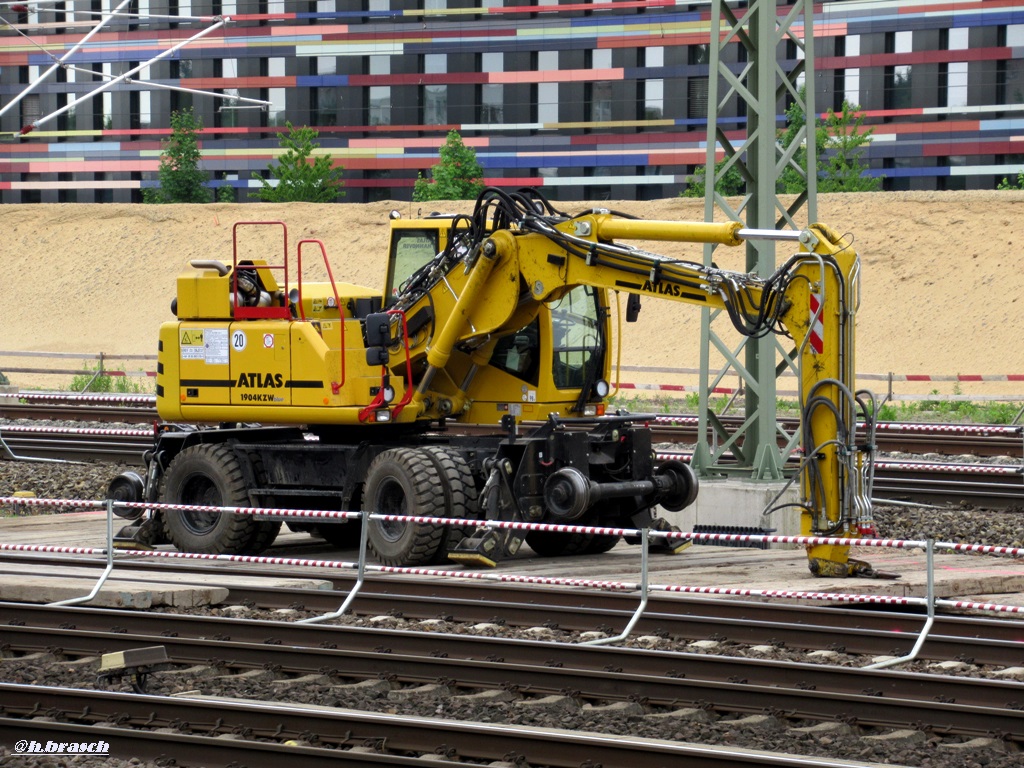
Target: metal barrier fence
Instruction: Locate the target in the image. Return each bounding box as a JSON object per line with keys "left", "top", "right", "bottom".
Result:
{"left": 3, "top": 495, "right": 1024, "bottom": 669}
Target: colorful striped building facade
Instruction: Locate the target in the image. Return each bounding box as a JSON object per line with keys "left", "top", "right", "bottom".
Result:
{"left": 1, "top": 0, "right": 1022, "bottom": 204}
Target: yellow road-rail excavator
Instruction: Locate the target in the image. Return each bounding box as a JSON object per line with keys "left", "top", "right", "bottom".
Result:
{"left": 110, "top": 188, "right": 878, "bottom": 576}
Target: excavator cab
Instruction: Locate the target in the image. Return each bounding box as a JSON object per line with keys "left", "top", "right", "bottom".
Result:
{"left": 383, "top": 212, "right": 611, "bottom": 422}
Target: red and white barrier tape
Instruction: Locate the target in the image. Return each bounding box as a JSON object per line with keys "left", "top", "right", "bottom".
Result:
{"left": 658, "top": 585, "right": 924, "bottom": 606}
{"left": 7, "top": 496, "right": 1024, "bottom": 616}
{"left": 936, "top": 600, "right": 1024, "bottom": 615}
{"left": 0, "top": 497, "right": 934, "bottom": 550}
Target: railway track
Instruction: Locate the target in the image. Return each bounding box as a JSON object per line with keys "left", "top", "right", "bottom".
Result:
{"left": 4, "top": 426, "right": 1022, "bottom": 507}
{"left": 5, "top": 400, "right": 1024, "bottom": 766}
{"left": 0, "top": 683, "right": 871, "bottom": 768}
{"left": 4, "top": 553, "right": 1024, "bottom": 664}
{"left": 2, "top": 600, "right": 1023, "bottom": 766}
{"left": 3, "top": 392, "right": 1022, "bottom": 454}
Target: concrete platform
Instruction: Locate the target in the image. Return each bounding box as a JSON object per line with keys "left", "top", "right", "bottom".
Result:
{"left": 3, "top": 509, "right": 1024, "bottom": 609}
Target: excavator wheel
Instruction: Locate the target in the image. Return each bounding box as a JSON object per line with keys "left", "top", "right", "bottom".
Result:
{"left": 525, "top": 529, "right": 596, "bottom": 558}
{"left": 581, "top": 503, "right": 622, "bottom": 554}
{"left": 421, "top": 446, "right": 480, "bottom": 564}
{"left": 527, "top": 507, "right": 621, "bottom": 557}
{"left": 363, "top": 447, "right": 447, "bottom": 566}
{"left": 160, "top": 443, "right": 261, "bottom": 555}
{"left": 583, "top": 530, "right": 621, "bottom": 554}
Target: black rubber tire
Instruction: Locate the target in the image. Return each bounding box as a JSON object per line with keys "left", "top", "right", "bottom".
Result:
{"left": 581, "top": 503, "right": 622, "bottom": 554}
{"left": 421, "top": 446, "right": 480, "bottom": 563}
{"left": 583, "top": 531, "right": 621, "bottom": 554}
{"left": 525, "top": 529, "right": 595, "bottom": 557}
{"left": 364, "top": 447, "right": 446, "bottom": 566}
{"left": 527, "top": 508, "right": 621, "bottom": 557}
{"left": 160, "top": 443, "right": 260, "bottom": 555}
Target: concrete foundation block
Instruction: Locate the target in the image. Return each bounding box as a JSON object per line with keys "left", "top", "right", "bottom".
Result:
{"left": 662, "top": 478, "right": 801, "bottom": 541}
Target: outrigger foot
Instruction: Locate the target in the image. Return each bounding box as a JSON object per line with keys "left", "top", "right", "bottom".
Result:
{"left": 112, "top": 516, "right": 162, "bottom": 550}
{"left": 447, "top": 528, "right": 525, "bottom": 568}
{"left": 646, "top": 517, "right": 694, "bottom": 555}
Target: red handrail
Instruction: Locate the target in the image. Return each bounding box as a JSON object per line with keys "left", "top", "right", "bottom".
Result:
{"left": 296, "top": 238, "right": 346, "bottom": 393}
{"left": 231, "top": 221, "right": 291, "bottom": 320}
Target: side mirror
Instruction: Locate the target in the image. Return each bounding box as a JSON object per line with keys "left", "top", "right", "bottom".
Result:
{"left": 364, "top": 312, "right": 391, "bottom": 347}
{"left": 366, "top": 346, "right": 390, "bottom": 366}
{"left": 626, "top": 293, "right": 642, "bottom": 322}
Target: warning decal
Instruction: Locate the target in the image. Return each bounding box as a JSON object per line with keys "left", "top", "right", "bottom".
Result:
{"left": 180, "top": 329, "right": 204, "bottom": 346}
{"left": 808, "top": 293, "right": 824, "bottom": 355}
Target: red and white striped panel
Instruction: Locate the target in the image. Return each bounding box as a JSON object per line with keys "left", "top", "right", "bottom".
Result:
{"left": 808, "top": 292, "right": 824, "bottom": 354}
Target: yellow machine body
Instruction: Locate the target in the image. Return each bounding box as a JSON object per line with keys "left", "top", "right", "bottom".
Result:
{"left": 151, "top": 199, "right": 871, "bottom": 576}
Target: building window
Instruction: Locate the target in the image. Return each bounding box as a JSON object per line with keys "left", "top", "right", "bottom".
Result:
{"left": 480, "top": 84, "right": 504, "bottom": 124}
{"left": 537, "top": 50, "right": 559, "bottom": 125}
{"left": 102, "top": 90, "right": 113, "bottom": 129}
{"left": 687, "top": 78, "right": 708, "bottom": 121}
{"left": 424, "top": 0, "right": 447, "bottom": 16}
{"left": 843, "top": 35, "right": 861, "bottom": 106}
{"left": 317, "top": 56, "right": 336, "bottom": 76}
{"left": 588, "top": 82, "right": 612, "bottom": 123}
{"left": 268, "top": 87, "right": 287, "bottom": 126}
{"left": 129, "top": 90, "right": 141, "bottom": 130}
{"left": 21, "top": 94, "right": 41, "bottom": 131}
{"left": 316, "top": 87, "right": 340, "bottom": 126}
{"left": 313, "top": 56, "right": 339, "bottom": 127}
{"left": 641, "top": 47, "right": 664, "bottom": 121}
{"left": 370, "top": 86, "right": 392, "bottom": 125}
{"left": 216, "top": 90, "right": 240, "bottom": 128}
{"left": 424, "top": 84, "right": 447, "bottom": 125}
{"left": 884, "top": 66, "right": 912, "bottom": 111}
{"left": 538, "top": 83, "right": 558, "bottom": 124}
{"left": 168, "top": 60, "right": 192, "bottom": 112}
{"left": 641, "top": 79, "right": 663, "bottom": 120}
{"left": 58, "top": 172, "right": 76, "bottom": 203}
{"left": 139, "top": 91, "right": 151, "bottom": 128}
{"left": 943, "top": 27, "right": 969, "bottom": 110}
{"left": 365, "top": 168, "right": 392, "bottom": 202}
{"left": 368, "top": 52, "right": 392, "bottom": 125}
{"left": 586, "top": 49, "right": 612, "bottom": 124}
{"left": 423, "top": 53, "right": 447, "bottom": 125}
{"left": 479, "top": 52, "right": 504, "bottom": 123}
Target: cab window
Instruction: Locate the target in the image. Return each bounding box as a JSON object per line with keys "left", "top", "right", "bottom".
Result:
{"left": 550, "top": 286, "right": 604, "bottom": 390}
{"left": 387, "top": 229, "right": 439, "bottom": 298}
{"left": 489, "top": 318, "right": 540, "bottom": 385}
